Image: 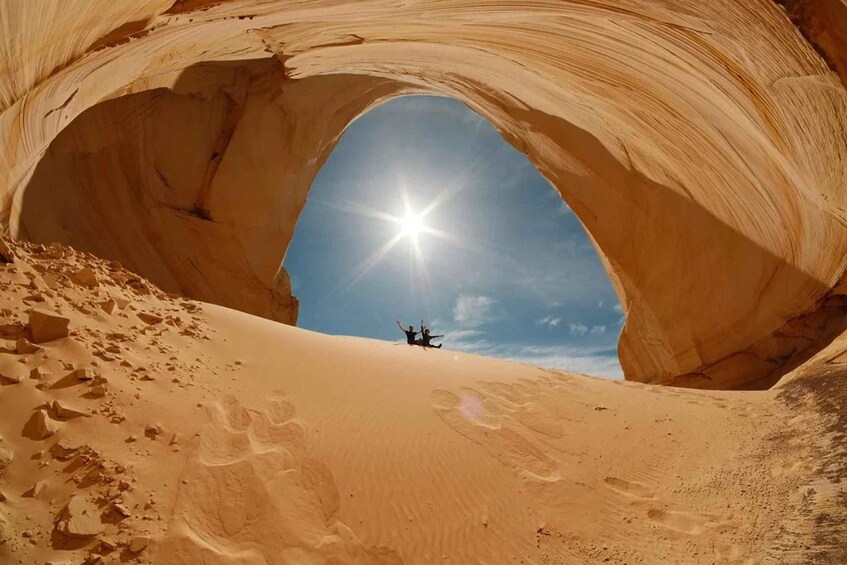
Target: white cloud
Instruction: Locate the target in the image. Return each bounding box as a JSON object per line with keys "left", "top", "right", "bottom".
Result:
{"left": 453, "top": 294, "right": 495, "bottom": 327}
{"left": 568, "top": 323, "right": 589, "bottom": 336}
{"left": 613, "top": 303, "right": 623, "bottom": 313}
{"left": 590, "top": 325, "right": 606, "bottom": 336}
{"left": 535, "top": 316, "right": 562, "bottom": 329}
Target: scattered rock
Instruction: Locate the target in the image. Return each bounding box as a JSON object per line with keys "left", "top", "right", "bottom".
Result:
{"left": 126, "top": 435, "right": 137, "bottom": 443}
{"left": 28, "top": 308, "right": 70, "bottom": 343}
{"left": 168, "top": 434, "right": 179, "bottom": 446}
{"left": 15, "top": 337, "right": 41, "bottom": 354}
{"left": 144, "top": 424, "right": 163, "bottom": 439}
{"left": 594, "top": 406, "right": 608, "bottom": 411}
{"left": 22, "top": 292, "right": 45, "bottom": 303}
{"left": 111, "top": 502, "right": 131, "bottom": 518}
{"left": 72, "top": 266, "right": 99, "bottom": 287}
{"left": 51, "top": 400, "right": 89, "bottom": 419}
{"left": 128, "top": 536, "right": 151, "bottom": 554}
{"left": 137, "top": 312, "right": 163, "bottom": 325}
{"left": 56, "top": 495, "right": 105, "bottom": 538}
{"left": 24, "top": 409, "right": 57, "bottom": 440}
{"left": 23, "top": 480, "right": 47, "bottom": 498}
{"left": 0, "top": 438, "right": 13, "bottom": 474}
{"left": 0, "top": 490, "right": 6, "bottom": 502}
{"left": 89, "top": 384, "right": 107, "bottom": 398}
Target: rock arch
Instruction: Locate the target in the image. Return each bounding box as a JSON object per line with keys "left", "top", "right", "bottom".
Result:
{"left": 2, "top": 1, "right": 847, "bottom": 389}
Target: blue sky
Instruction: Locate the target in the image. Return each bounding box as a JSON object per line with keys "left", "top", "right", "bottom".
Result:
{"left": 284, "top": 96, "right": 624, "bottom": 377}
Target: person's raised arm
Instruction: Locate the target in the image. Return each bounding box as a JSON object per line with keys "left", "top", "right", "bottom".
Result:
{"left": 396, "top": 320, "right": 404, "bottom": 332}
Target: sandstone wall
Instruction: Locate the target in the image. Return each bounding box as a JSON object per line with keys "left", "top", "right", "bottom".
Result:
{"left": 2, "top": 1, "right": 846, "bottom": 388}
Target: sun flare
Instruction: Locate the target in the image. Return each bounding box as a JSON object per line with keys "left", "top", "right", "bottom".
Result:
{"left": 399, "top": 212, "right": 424, "bottom": 237}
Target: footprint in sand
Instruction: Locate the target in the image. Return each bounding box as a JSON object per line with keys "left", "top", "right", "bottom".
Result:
{"left": 603, "top": 476, "right": 655, "bottom": 500}
{"left": 646, "top": 508, "right": 707, "bottom": 535}
{"left": 160, "top": 395, "right": 400, "bottom": 563}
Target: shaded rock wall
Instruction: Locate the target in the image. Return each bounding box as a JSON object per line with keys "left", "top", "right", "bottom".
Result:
{"left": 1, "top": 1, "right": 847, "bottom": 389}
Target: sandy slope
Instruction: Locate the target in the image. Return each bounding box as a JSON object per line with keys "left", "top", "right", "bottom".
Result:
{"left": 0, "top": 238, "right": 844, "bottom": 564}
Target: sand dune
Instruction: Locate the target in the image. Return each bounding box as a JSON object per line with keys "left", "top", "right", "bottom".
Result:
{"left": 0, "top": 237, "right": 844, "bottom": 563}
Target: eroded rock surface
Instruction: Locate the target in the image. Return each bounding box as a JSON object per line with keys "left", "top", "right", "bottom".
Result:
{"left": 1, "top": 1, "right": 847, "bottom": 388}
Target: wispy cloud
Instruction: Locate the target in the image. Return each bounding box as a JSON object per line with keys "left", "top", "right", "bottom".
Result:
{"left": 447, "top": 337, "right": 623, "bottom": 378}
{"left": 453, "top": 294, "right": 495, "bottom": 327}
{"left": 536, "top": 316, "right": 562, "bottom": 329}
{"left": 590, "top": 325, "right": 606, "bottom": 336}
{"left": 568, "top": 323, "right": 589, "bottom": 336}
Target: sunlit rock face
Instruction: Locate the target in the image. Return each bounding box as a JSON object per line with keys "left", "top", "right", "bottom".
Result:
{"left": 1, "top": 0, "right": 846, "bottom": 389}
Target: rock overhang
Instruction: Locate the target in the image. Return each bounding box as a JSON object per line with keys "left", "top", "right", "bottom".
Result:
{"left": 2, "top": 0, "right": 847, "bottom": 389}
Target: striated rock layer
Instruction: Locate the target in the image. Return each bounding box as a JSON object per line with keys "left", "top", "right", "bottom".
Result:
{"left": 2, "top": 1, "right": 847, "bottom": 388}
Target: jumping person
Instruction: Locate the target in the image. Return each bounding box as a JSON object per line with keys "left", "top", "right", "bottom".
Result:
{"left": 396, "top": 320, "right": 418, "bottom": 345}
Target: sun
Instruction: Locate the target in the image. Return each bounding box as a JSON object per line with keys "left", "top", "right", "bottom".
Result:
{"left": 399, "top": 212, "right": 424, "bottom": 238}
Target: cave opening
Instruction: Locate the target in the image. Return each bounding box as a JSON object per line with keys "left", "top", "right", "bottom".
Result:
{"left": 284, "top": 95, "right": 624, "bottom": 377}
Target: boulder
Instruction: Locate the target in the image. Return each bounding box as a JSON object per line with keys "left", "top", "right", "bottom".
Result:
{"left": 71, "top": 266, "right": 99, "bottom": 287}
{"left": 28, "top": 309, "right": 70, "bottom": 343}
{"left": 23, "top": 480, "right": 47, "bottom": 498}
{"left": 29, "top": 366, "right": 53, "bottom": 380}
{"left": 128, "top": 536, "right": 151, "bottom": 554}
{"left": 56, "top": 495, "right": 104, "bottom": 538}
{"left": 24, "top": 409, "right": 57, "bottom": 440}
{"left": 50, "top": 400, "right": 89, "bottom": 420}
{"left": 144, "top": 424, "right": 163, "bottom": 439}
{"left": 51, "top": 439, "right": 82, "bottom": 461}
{"left": 100, "top": 298, "right": 116, "bottom": 314}
{"left": 0, "top": 370, "right": 22, "bottom": 385}
{"left": 71, "top": 367, "right": 95, "bottom": 381}
{"left": 0, "top": 235, "right": 13, "bottom": 263}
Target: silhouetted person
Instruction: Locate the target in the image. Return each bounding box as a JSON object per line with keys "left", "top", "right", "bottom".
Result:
{"left": 396, "top": 320, "right": 418, "bottom": 345}
{"left": 421, "top": 328, "right": 443, "bottom": 349}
